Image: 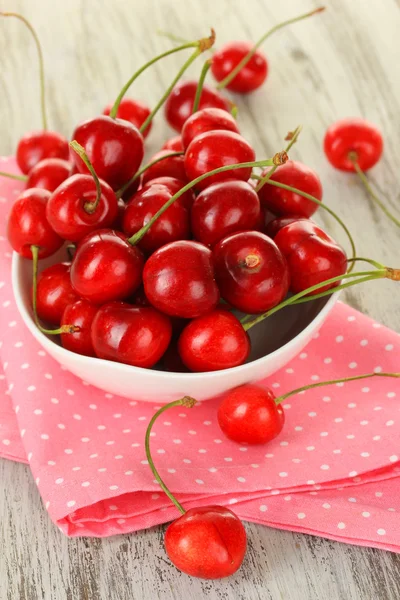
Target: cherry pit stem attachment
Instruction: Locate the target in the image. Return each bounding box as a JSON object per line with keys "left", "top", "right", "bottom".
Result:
{"left": 1, "top": 12, "right": 48, "bottom": 130}
{"left": 145, "top": 396, "right": 197, "bottom": 514}
{"left": 69, "top": 141, "right": 102, "bottom": 214}
{"left": 116, "top": 151, "right": 184, "bottom": 199}
{"left": 216, "top": 8, "right": 325, "bottom": 90}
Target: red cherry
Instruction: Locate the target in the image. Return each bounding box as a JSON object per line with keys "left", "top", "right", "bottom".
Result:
{"left": 46, "top": 174, "right": 118, "bottom": 242}
{"left": 7, "top": 188, "right": 63, "bottom": 259}
{"left": 211, "top": 41, "right": 268, "bottom": 94}
{"left": 103, "top": 97, "right": 152, "bottom": 138}
{"left": 165, "top": 80, "right": 231, "bottom": 132}
{"left": 181, "top": 107, "right": 239, "bottom": 150}
{"left": 162, "top": 136, "right": 184, "bottom": 152}
{"left": 258, "top": 161, "right": 323, "bottom": 218}
{"left": 324, "top": 118, "right": 383, "bottom": 172}
{"left": 217, "top": 384, "right": 285, "bottom": 444}
{"left": 178, "top": 309, "right": 250, "bottom": 372}
{"left": 141, "top": 150, "right": 187, "bottom": 184}
{"left": 71, "top": 115, "right": 144, "bottom": 190}
{"left": 16, "top": 131, "right": 69, "bottom": 175}
{"left": 274, "top": 220, "right": 347, "bottom": 294}
{"left": 184, "top": 130, "right": 255, "bottom": 191}
{"left": 91, "top": 302, "right": 172, "bottom": 368}
{"left": 140, "top": 177, "right": 194, "bottom": 210}
{"left": 191, "top": 180, "right": 261, "bottom": 247}
{"left": 122, "top": 184, "right": 190, "bottom": 254}
{"left": 165, "top": 505, "right": 247, "bottom": 578}
{"left": 265, "top": 215, "right": 308, "bottom": 238}
{"left": 35, "top": 263, "right": 79, "bottom": 325}
{"left": 60, "top": 299, "right": 98, "bottom": 357}
{"left": 26, "top": 158, "right": 71, "bottom": 192}
{"left": 214, "top": 231, "right": 289, "bottom": 314}
{"left": 143, "top": 240, "right": 219, "bottom": 318}
{"left": 70, "top": 229, "right": 144, "bottom": 304}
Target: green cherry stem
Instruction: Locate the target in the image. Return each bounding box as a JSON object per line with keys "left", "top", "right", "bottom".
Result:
{"left": 349, "top": 154, "right": 400, "bottom": 228}
{"left": 145, "top": 397, "right": 197, "bottom": 515}
{"left": 1, "top": 12, "right": 48, "bottom": 130}
{"left": 275, "top": 372, "right": 400, "bottom": 405}
{"left": 216, "top": 7, "right": 325, "bottom": 90}
{"left": 69, "top": 141, "right": 102, "bottom": 214}
{"left": 255, "top": 125, "right": 302, "bottom": 192}
{"left": 347, "top": 256, "right": 385, "bottom": 270}
{"left": 127, "top": 153, "right": 287, "bottom": 245}
{"left": 30, "top": 245, "right": 79, "bottom": 336}
{"left": 0, "top": 171, "right": 27, "bottom": 182}
{"left": 192, "top": 59, "right": 212, "bottom": 113}
{"left": 116, "top": 151, "right": 184, "bottom": 199}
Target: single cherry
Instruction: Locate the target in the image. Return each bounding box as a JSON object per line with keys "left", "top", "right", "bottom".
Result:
{"left": 184, "top": 130, "right": 256, "bottom": 191}
{"left": 103, "top": 97, "right": 152, "bottom": 138}
{"left": 7, "top": 188, "right": 63, "bottom": 259}
{"left": 91, "top": 302, "right": 172, "bottom": 368}
{"left": 181, "top": 107, "right": 239, "bottom": 150}
{"left": 139, "top": 177, "right": 194, "bottom": 210}
{"left": 274, "top": 220, "right": 347, "bottom": 294}
{"left": 143, "top": 240, "right": 219, "bottom": 318}
{"left": 164, "top": 80, "right": 231, "bottom": 132}
{"left": 26, "top": 158, "right": 71, "bottom": 192}
{"left": 60, "top": 299, "right": 98, "bottom": 357}
{"left": 35, "top": 262, "right": 79, "bottom": 325}
{"left": 211, "top": 41, "right": 268, "bottom": 94}
{"left": 141, "top": 150, "right": 187, "bottom": 184}
{"left": 191, "top": 180, "right": 261, "bottom": 247}
{"left": 217, "top": 384, "right": 285, "bottom": 444}
{"left": 70, "top": 229, "right": 144, "bottom": 304}
{"left": 258, "top": 160, "right": 323, "bottom": 217}
{"left": 178, "top": 309, "right": 250, "bottom": 372}
{"left": 214, "top": 231, "right": 290, "bottom": 314}
{"left": 162, "top": 136, "right": 184, "bottom": 152}
{"left": 324, "top": 118, "right": 383, "bottom": 172}
{"left": 16, "top": 131, "right": 69, "bottom": 175}
{"left": 265, "top": 215, "right": 308, "bottom": 238}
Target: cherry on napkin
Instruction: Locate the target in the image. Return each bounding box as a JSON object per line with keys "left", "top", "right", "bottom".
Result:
{"left": 1, "top": 157, "right": 399, "bottom": 551}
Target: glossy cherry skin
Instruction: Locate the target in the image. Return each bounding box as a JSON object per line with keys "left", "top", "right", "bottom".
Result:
{"left": 46, "top": 174, "right": 118, "bottom": 242}
{"left": 143, "top": 240, "right": 219, "bottom": 318}
{"left": 214, "top": 231, "right": 289, "bottom": 314}
{"left": 274, "top": 220, "right": 347, "bottom": 294}
{"left": 162, "top": 136, "right": 184, "bottom": 152}
{"left": 91, "top": 302, "right": 172, "bottom": 368}
{"left": 7, "top": 188, "right": 63, "bottom": 259}
{"left": 181, "top": 107, "right": 239, "bottom": 150}
{"left": 258, "top": 161, "right": 323, "bottom": 218}
{"left": 165, "top": 505, "right": 247, "bottom": 579}
{"left": 122, "top": 185, "right": 190, "bottom": 254}
{"left": 165, "top": 80, "right": 231, "bottom": 132}
{"left": 71, "top": 115, "right": 144, "bottom": 191}
{"left": 103, "top": 97, "right": 152, "bottom": 138}
{"left": 16, "top": 131, "right": 69, "bottom": 175}
{"left": 60, "top": 299, "right": 98, "bottom": 357}
{"left": 218, "top": 384, "right": 285, "bottom": 444}
{"left": 211, "top": 41, "right": 268, "bottom": 94}
{"left": 265, "top": 215, "right": 308, "bottom": 238}
{"left": 142, "top": 150, "right": 187, "bottom": 184}
{"left": 324, "top": 118, "right": 383, "bottom": 172}
{"left": 191, "top": 180, "right": 261, "bottom": 247}
{"left": 35, "top": 263, "right": 79, "bottom": 325}
{"left": 184, "top": 130, "right": 255, "bottom": 191}
{"left": 26, "top": 158, "right": 71, "bottom": 192}
{"left": 139, "top": 177, "right": 194, "bottom": 210}
{"left": 70, "top": 229, "right": 144, "bottom": 304}
{"left": 178, "top": 309, "right": 250, "bottom": 372}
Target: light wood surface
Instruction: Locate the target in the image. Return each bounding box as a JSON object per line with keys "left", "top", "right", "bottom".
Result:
{"left": 1, "top": 0, "right": 399, "bottom": 598}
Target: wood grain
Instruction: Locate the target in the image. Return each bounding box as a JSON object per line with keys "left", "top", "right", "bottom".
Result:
{"left": 1, "top": 0, "right": 400, "bottom": 598}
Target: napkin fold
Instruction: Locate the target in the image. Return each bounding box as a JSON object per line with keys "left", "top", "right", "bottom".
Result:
{"left": 1, "top": 156, "right": 399, "bottom": 551}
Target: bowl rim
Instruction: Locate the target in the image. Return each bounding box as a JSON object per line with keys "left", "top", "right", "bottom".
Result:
{"left": 12, "top": 250, "right": 339, "bottom": 381}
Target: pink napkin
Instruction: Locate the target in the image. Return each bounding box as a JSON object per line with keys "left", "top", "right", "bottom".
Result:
{"left": 1, "top": 157, "right": 399, "bottom": 551}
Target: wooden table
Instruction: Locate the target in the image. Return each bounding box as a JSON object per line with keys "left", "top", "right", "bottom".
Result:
{"left": 1, "top": 0, "right": 399, "bottom": 598}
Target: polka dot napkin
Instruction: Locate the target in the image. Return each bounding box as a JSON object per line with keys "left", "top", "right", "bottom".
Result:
{"left": 1, "top": 157, "right": 399, "bottom": 551}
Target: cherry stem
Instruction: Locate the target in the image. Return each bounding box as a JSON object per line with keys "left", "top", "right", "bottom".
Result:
{"left": 30, "top": 245, "right": 80, "bottom": 336}
{"left": 1, "top": 12, "right": 48, "bottom": 130}
{"left": 275, "top": 372, "right": 400, "bottom": 405}
{"left": 127, "top": 154, "right": 286, "bottom": 245}
{"left": 139, "top": 30, "right": 216, "bottom": 134}
{"left": 116, "top": 151, "right": 184, "bottom": 199}
{"left": 69, "top": 141, "right": 102, "bottom": 214}
{"left": 347, "top": 256, "right": 385, "bottom": 270}
{"left": 349, "top": 154, "right": 400, "bottom": 228}
{"left": 216, "top": 7, "right": 325, "bottom": 90}
{"left": 255, "top": 125, "right": 302, "bottom": 192}
{"left": 144, "top": 397, "right": 197, "bottom": 515}
{"left": 0, "top": 170, "right": 27, "bottom": 182}
{"left": 192, "top": 59, "right": 212, "bottom": 113}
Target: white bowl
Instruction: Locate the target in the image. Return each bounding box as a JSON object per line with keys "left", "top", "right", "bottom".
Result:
{"left": 12, "top": 248, "right": 338, "bottom": 403}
